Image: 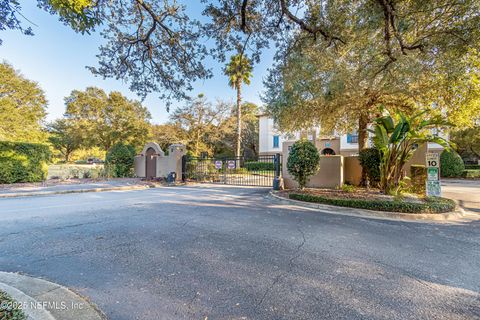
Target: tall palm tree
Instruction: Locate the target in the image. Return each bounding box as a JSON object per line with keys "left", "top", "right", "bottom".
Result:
{"left": 224, "top": 54, "right": 253, "bottom": 158}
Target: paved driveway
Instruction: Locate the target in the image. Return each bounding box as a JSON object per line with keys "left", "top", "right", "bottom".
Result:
{"left": 443, "top": 179, "right": 480, "bottom": 214}
{"left": 0, "top": 185, "right": 479, "bottom": 320}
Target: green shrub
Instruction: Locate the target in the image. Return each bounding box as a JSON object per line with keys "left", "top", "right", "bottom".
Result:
{"left": 0, "top": 290, "right": 27, "bottom": 320}
{"left": 462, "top": 169, "right": 480, "bottom": 179}
{"left": 287, "top": 139, "right": 320, "bottom": 189}
{"left": 410, "top": 165, "right": 427, "bottom": 194}
{"left": 440, "top": 150, "right": 465, "bottom": 177}
{"left": 0, "top": 142, "right": 51, "bottom": 184}
{"left": 105, "top": 143, "right": 136, "bottom": 178}
{"left": 244, "top": 161, "right": 275, "bottom": 171}
{"left": 289, "top": 193, "right": 455, "bottom": 214}
{"left": 358, "top": 148, "right": 381, "bottom": 186}
{"left": 340, "top": 184, "right": 356, "bottom": 193}
{"left": 465, "top": 164, "right": 480, "bottom": 170}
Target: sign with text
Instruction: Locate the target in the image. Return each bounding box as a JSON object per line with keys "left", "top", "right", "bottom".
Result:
{"left": 427, "top": 167, "right": 439, "bottom": 181}
{"left": 426, "top": 153, "right": 440, "bottom": 168}
{"left": 214, "top": 160, "right": 222, "bottom": 169}
{"left": 426, "top": 152, "right": 441, "bottom": 197}
{"left": 227, "top": 160, "right": 236, "bottom": 169}
{"left": 426, "top": 181, "right": 441, "bottom": 197}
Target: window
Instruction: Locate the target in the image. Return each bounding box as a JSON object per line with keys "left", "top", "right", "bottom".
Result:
{"left": 347, "top": 133, "right": 358, "bottom": 144}
{"left": 273, "top": 135, "right": 280, "bottom": 148}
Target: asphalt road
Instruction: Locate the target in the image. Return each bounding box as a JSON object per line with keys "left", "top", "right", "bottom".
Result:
{"left": 0, "top": 185, "right": 479, "bottom": 320}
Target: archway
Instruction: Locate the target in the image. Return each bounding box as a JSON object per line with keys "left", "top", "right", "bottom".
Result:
{"left": 145, "top": 147, "right": 157, "bottom": 179}
{"left": 321, "top": 148, "right": 336, "bottom": 156}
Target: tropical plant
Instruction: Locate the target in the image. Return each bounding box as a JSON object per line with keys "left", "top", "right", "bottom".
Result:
{"left": 224, "top": 54, "right": 253, "bottom": 158}
{"left": 370, "top": 110, "right": 450, "bottom": 195}
{"left": 287, "top": 139, "right": 320, "bottom": 189}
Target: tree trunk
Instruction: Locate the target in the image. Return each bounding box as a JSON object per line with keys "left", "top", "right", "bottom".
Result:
{"left": 358, "top": 113, "right": 369, "bottom": 151}
{"left": 236, "top": 81, "right": 242, "bottom": 158}
{"left": 358, "top": 113, "right": 370, "bottom": 186}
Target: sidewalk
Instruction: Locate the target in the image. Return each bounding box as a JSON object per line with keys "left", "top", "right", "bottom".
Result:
{"left": 0, "top": 272, "right": 105, "bottom": 320}
{"left": 0, "top": 178, "right": 157, "bottom": 198}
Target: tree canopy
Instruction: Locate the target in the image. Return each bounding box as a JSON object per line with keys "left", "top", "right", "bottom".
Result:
{"left": 7, "top": 1, "right": 480, "bottom": 111}
{"left": 262, "top": 1, "right": 480, "bottom": 147}
{"left": 0, "top": 62, "right": 47, "bottom": 142}
{"left": 64, "top": 87, "right": 151, "bottom": 151}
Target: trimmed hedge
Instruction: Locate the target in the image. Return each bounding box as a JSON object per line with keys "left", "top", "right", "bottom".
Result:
{"left": 465, "top": 164, "right": 480, "bottom": 170}
{"left": 0, "top": 142, "right": 51, "bottom": 184}
{"left": 462, "top": 169, "right": 480, "bottom": 179}
{"left": 244, "top": 161, "right": 274, "bottom": 171}
{"left": 288, "top": 193, "right": 456, "bottom": 214}
{"left": 440, "top": 150, "right": 465, "bottom": 177}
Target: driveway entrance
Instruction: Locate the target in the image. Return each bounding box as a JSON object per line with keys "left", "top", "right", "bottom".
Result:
{"left": 182, "top": 154, "right": 281, "bottom": 186}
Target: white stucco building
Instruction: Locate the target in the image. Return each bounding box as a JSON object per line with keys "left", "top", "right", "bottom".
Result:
{"left": 258, "top": 115, "right": 365, "bottom": 156}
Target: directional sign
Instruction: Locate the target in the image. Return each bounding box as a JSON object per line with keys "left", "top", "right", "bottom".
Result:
{"left": 214, "top": 160, "right": 222, "bottom": 169}
{"left": 227, "top": 160, "right": 236, "bottom": 169}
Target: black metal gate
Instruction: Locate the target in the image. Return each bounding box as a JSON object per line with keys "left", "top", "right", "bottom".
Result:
{"left": 182, "top": 154, "right": 282, "bottom": 187}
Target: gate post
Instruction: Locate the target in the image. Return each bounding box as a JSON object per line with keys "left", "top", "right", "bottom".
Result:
{"left": 181, "top": 155, "right": 187, "bottom": 182}
{"left": 273, "top": 153, "right": 283, "bottom": 190}
{"left": 274, "top": 153, "right": 281, "bottom": 177}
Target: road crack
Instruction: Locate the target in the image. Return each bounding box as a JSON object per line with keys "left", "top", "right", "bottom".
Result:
{"left": 255, "top": 225, "right": 307, "bottom": 310}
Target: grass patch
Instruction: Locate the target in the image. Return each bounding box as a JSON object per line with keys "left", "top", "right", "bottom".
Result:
{"left": 462, "top": 169, "right": 480, "bottom": 179}
{"left": 288, "top": 192, "right": 455, "bottom": 214}
{"left": 48, "top": 164, "right": 105, "bottom": 180}
{"left": 0, "top": 290, "right": 27, "bottom": 320}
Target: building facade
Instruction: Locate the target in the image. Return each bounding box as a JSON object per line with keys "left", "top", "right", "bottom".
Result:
{"left": 258, "top": 115, "right": 366, "bottom": 156}
{"left": 258, "top": 115, "right": 446, "bottom": 157}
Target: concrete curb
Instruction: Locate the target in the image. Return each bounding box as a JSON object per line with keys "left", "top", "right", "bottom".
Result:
{"left": 268, "top": 191, "right": 465, "bottom": 222}
{"left": 0, "top": 272, "right": 105, "bottom": 320}
{"left": 0, "top": 184, "right": 154, "bottom": 199}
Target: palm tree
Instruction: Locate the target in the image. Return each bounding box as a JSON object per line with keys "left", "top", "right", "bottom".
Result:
{"left": 224, "top": 54, "right": 253, "bottom": 158}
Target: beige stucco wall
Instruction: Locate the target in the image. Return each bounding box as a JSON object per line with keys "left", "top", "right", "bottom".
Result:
{"left": 344, "top": 156, "right": 362, "bottom": 186}
{"left": 282, "top": 141, "right": 344, "bottom": 189}
{"left": 317, "top": 138, "right": 340, "bottom": 155}
{"left": 134, "top": 143, "right": 186, "bottom": 180}
{"left": 134, "top": 155, "right": 146, "bottom": 178}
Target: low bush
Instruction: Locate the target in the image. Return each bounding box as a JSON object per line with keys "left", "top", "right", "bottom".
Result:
{"left": 288, "top": 193, "right": 455, "bottom": 214}
{"left": 0, "top": 142, "right": 51, "bottom": 184}
{"left": 0, "top": 290, "right": 27, "bottom": 320}
{"left": 462, "top": 169, "right": 480, "bottom": 179}
{"left": 440, "top": 150, "right": 465, "bottom": 177}
{"left": 465, "top": 164, "right": 480, "bottom": 170}
{"left": 105, "top": 143, "right": 136, "bottom": 178}
{"left": 244, "top": 161, "right": 275, "bottom": 171}
{"left": 340, "top": 184, "right": 356, "bottom": 193}
{"left": 358, "top": 148, "right": 381, "bottom": 186}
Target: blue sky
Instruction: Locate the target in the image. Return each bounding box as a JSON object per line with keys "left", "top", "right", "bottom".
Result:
{"left": 0, "top": 1, "right": 275, "bottom": 124}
